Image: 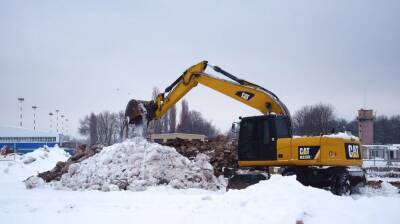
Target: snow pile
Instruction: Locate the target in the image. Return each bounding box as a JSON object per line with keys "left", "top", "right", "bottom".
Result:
{"left": 21, "top": 145, "right": 70, "bottom": 166}
{"left": 52, "top": 138, "right": 223, "bottom": 191}
{"left": 1, "top": 146, "right": 70, "bottom": 181}
{"left": 294, "top": 132, "right": 359, "bottom": 140}
{"left": 194, "top": 175, "right": 399, "bottom": 224}
{"left": 323, "top": 132, "right": 359, "bottom": 140}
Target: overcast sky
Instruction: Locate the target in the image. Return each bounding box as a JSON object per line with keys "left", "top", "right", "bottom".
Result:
{"left": 0, "top": 0, "right": 399, "bottom": 137}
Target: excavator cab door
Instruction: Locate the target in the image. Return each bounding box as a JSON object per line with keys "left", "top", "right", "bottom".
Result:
{"left": 238, "top": 115, "right": 277, "bottom": 161}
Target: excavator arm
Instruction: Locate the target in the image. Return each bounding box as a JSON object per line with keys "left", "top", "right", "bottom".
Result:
{"left": 124, "top": 61, "right": 291, "bottom": 130}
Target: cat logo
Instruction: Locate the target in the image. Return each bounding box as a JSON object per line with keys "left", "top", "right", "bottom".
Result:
{"left": 241, "top": 92, "right": 251, "bottom": 100}
{"left": 345, "top": 144, "right": 361, "bottom": 159}
{"left": 348, "top": 144, "right": 360, "bottom": 158}
{"left": 299, "top": 147, "right": 311, "bottom": 159}
{"left": 298, "top": 146, "right": 320, "bottom": 160}
{"left": 235, "top": 91, "right": 255, "bottom": 101}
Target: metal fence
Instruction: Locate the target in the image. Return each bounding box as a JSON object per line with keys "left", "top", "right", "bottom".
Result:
{"left": 363, "top": 158, "right": 400, "bottom": 167}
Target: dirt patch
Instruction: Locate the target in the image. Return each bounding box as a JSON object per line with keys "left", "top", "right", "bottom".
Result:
{"left": 366, "top": 180, "right": 400, "bottom": 189}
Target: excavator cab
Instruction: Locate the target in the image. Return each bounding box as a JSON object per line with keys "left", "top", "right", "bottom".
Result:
{"left": 237, "top": 115, "right": 292, "bottom": 162}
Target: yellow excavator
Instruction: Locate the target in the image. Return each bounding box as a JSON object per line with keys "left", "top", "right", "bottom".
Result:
{"left": 124, "top": 61, "right": 366, "bottom": 195}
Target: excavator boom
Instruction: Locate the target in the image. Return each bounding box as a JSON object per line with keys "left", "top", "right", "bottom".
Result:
{"left": 125, "top": 61, "right": 290, "bottom": 129}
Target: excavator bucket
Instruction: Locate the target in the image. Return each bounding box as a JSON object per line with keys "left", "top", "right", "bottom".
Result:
{"left": 124, "top": 99, "right": 157, "bottom": 125}
{"left": 123, "top": 99, "right": 157, "bottom": 139}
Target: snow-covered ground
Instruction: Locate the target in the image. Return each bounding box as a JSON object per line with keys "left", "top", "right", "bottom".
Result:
{"left": 0, "top": 145, "right": 70, "bottom": 182}
{"left": 1, "top": 144, "right": 399, "bottom": 224}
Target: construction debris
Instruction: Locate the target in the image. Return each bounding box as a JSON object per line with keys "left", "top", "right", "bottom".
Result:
{"left": 38, "top": 144, "right": 103, "bottom": 182}
{"left": 161, "top": 135, "right": 238, "bottom": 177}
{"left": 36, "top": 136, "right": 237, "bottom": 184}
{"left": 33, "top": 138, "right": 224, "bottom": 191}
{"left": 366, "top": 180, "right": 400, "bottom": 189}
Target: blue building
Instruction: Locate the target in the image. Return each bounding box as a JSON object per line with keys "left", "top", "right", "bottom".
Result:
{"left": 0, "top": 125, "right": 62, "bottom": 154}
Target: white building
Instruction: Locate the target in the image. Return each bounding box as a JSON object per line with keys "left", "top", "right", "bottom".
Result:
{"left": 362, "top": 144, "right": 400, "bottom": 161}
{"left": 0, "top": 125, "right": 61, "bottom": 153}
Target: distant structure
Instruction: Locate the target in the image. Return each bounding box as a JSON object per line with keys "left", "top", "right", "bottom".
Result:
{"left": 357, "top": 109, "right": 374, "bottom": 145}
{"left": 362, "top": 144, "right": 400, "bottom": 161}
{"left": 0, "top": 125, "right": 61, "bottom": 154}
{"left": 150, "top": 133, "right": 206, "bottom": 143}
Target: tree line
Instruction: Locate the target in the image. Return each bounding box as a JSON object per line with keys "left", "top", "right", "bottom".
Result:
{"left": 292, "top": 103, "right": 400, "bottom": 144}
{"left": 78, "top": 92, "right": 399, "bottom": 145}
{"left": 292, "top": 103, "right": 352, "bottom": 136}
{"left": 79, "top": 87, "right": 219, "bottom": 145}
{"left": 373, "top": 115, "right": 400, "bottom": 144}
{"left": 78, "top": 111, "right": 126, "bottom": 146}
{"left": 147, "top": 87, "right": 219, "bottom": 138}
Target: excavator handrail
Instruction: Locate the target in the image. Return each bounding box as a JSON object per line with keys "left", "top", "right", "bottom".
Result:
{"left": 209, "top": 65, "right": 280, "bottom": 99}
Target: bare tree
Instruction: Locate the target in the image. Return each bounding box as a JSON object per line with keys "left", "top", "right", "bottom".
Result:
{"left": 345, "top": 119, "right": 358, "bottom": 137}
{"left": 148, "top": 87, "right": 163, "bottom": 134}
{"left": 168, "top": 105, "right": 177, "bottom": 133}
{"left": 78, "top": 115, "right": 90, "bottom": 136}
{"left": 177, "top": 100, "right": 190, "bottom": 133}
{"left": 293, "top": 103, "right": 338, "bottom": 136}
{"left": 79, "top": 111, "right": 126, "bottom": 146}
{"left": 89, "top": 113, "right": 98, "bottom": 145}
{"left": 175, "top": 101, "right": 219, "bottom": 137}
{"left": 116, "top": 110, "right": 126, "bottom": 141}
{"left": 162, "top": 111, "right": 169, "bottom": 133}
{"left": 96, "top": 111, "right": 117, "bottom": 145}
{"left": 374, "top": 115, "right": 400, "bottom": 144}
{"left": 187, "top": 110, "right": 218, "bottom": 137}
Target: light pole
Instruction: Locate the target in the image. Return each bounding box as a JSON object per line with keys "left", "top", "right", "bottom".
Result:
{"left": 49, "top": 113, "right": 53, "bottom": 132}
{"left": 65, "top": 118, "right": 69, "bottom": 135}
{"left": 32, "top": 106, "right": 37, "bottom": 130}
{"left": 18, "top": 98, "right": 24, "bottom": 127}
{"left": 55, "top": 109, "right": 60, "bottom": 133}
{"left": 61, "top": 115, "right": 65, "bottom": 134}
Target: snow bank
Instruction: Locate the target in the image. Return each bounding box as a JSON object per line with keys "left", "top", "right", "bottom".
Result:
{"left": 358, "top": 181, "right": 400, "bottom": 197}
{"left": 22, "top": 145, "right": 69, "bottom": 166}
{"left": 1, "top": 158, "right": 399, "bottom": 224}
{"left": 53, "top": 138, "right": 223, "bottom": 191}
{"left": 194, "top": 175, "right": 399, "bottom": 224}
{"left": 0, "top": 146, "right": 70, "bottom": 181}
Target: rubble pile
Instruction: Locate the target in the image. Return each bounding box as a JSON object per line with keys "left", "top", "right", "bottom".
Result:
{"left": 162, "top": 136, "right": 238, "bottom": 177}
{"left": 38, "top": 144, "right": 103, "bottom": 182}
{"left": 33, "top": 138, "right": 223, "bottom": 191}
